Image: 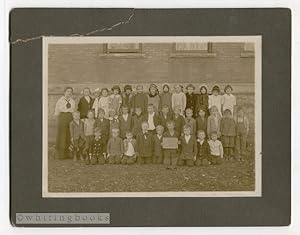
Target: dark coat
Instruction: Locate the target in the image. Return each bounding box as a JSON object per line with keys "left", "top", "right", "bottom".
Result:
{"left": 220, "top": 117, "right": 236, "bottom": 136}
{"left": 136, "top": 131, "right": 154, "bottom": 157}
{"left": 179, "top": 135, "right": 197, "bottom": 159}
{"left": 153, "top": 134, "right": 163, "bottom": 157}
{"left": 95, "top": 118, "right": 110, "bottom": 139}
{"left": 197, "top": 94, "right": 209, "bottom": 113}
{"left": 132, "top": 114, "right": 144, "bottom": 136}
{"left": 196, "top": 139, "right": 210, "bottom": 158}
{"left": 142, "top": 112, "right": 161, "bottom": 128}
{"left": 196, "top": 116, "right": 208, "bottom": 134}
{"left": 78, "top": 96, "right": 94, "bottom": 119}
{"left": 69, "top": 120, "right": 84, "bottom": 140}
{"left": 159, "top": 112, "right": 173, "bottom": 130}
{"left": 118, "top": 114, "right": 133, "bottom": 138}
{"left": 132, "top": 93, "right": 148, "bottom": 114}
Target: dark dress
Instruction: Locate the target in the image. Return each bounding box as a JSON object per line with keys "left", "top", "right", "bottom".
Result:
{"left": 186, "top": 93, "right": 198, "bottom": 117}
{"left": 197, "top": 94, "right": 209, "bottom": 114}
{"left": 78, "top": 96, "right": 94, "bottom": 119}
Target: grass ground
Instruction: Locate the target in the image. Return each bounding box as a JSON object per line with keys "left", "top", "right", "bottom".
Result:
{"left": 48, "top": 155, "right": 255, "bottom": 193}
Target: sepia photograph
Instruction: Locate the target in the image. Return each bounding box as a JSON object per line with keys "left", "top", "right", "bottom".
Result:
{"left": 42, "top": 36, "right": 262, "bottom": 197}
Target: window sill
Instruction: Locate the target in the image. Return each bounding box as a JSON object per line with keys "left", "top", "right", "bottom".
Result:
{"left": 99, "top": 53, "right": 146, "bottom": 59}
{"left": 169, "top": 53, "right": 216, "bottom": 58}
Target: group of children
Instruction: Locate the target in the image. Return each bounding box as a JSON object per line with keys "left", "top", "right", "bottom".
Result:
{"left": 67, "top": 83, "right": 250, "bottom": 168}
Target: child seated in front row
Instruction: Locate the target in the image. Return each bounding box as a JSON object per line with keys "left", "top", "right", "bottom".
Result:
{"left": 89, "top": 127, "right": 105, "bottom": 165}
{"left": 106, "top": 128, "right": 124, "bottom": 164}
{"left": 163, "top": 120, "right": 179, "bottom": 170}
{"left": 153, "top": 125, "right": 164, "bottom": 164}
{"left": 136, "top": 122, "right": 155, "bottom": 164}
{"left": 208, "top": 131, "right": 223, "bottom": 165}
{"left": 195, "top": 130, "right": 211, "bottom": 166}
{"left": 178, "top": 125, "right": 197, "bottom": 167}
{"left": 122, "top": 131, "right": 136, "bottom": 165}
{"left": 69, "top": 111, "right": 85, "bottom": 161}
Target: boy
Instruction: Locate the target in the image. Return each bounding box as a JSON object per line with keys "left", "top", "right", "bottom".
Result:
{"left": 95, "top": 108, "right": 110, "bottom": 157}
{"left": 132, "top": 85, "right": 148, "bottom": 114}
{"left": 143, "top": 104, "right": 160, "bottom": 134}
{"left": 153, "top": 125, "right": 164, "bottom": 164}
{"left": 122, "top": 131, "right": 136, "bottom": 165}
{"left": 220, "top": 109, "right": 236, "bottom": 160}
{"left": 183, "top": 108, "right": 196, "bottom": 136}
{"left": 172, "top": 105, "right": 185, "bottom": 136}
{"left": 132, "top": 106, "right": 144, "bottom": 137}
{"left": 185, "top": 84, "right": 197, "bottom": 117}
{"left": 208, "top": 131, "right": 223, "bottom": 165}
{"left": 208, "top": 85, "right": 224, "bottom": 117}
{"left": 122, "top": 85, "right": 134, "bottom": 113}
{"left": 119, "top": 106, "right": 133, "bottom": 139}
{"left": 207, "top": 105, "right": 221, "bottom": 138}
{"left": 195, "top": 130, "right": 211, "bottom": 166}
{"left": 136, "top": 122, "right": 154, "bottom": 164}
{"left": 178, "top": 125, "right": 197, "bottom": 167}
{"left": 106, "top": 128, "right": 124, "bottom": 164}
{"left": 159, "top": 104, "right": 172, "bottom": 130}
{"left": 90, "top": 127, "right": 105, "bottom": 165}
{"left": 163, "top": 120, "right": 179, "bottom": 169}
{"left": 83, "top": 110, "right": 96, "bottom": 161}
{"left": 69, "top": 111, "right": 85, "bottom": 161}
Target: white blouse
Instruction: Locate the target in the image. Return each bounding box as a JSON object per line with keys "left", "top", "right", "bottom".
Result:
{"left": 54, "top": 96, "right": 75, "bottom": 116}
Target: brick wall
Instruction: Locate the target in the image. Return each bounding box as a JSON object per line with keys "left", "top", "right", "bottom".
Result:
{"left": 47, "top": 42, "right": 256, "bottom": 144}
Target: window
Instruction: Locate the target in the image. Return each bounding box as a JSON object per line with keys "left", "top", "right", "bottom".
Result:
{"left": 105, "top": 43, "right": 142, "bottom": 53}
{"left": 170, "top": 42, "right": 215, "bottom": 58}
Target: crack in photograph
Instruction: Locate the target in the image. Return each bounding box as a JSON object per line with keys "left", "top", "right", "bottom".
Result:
{"left": 42, "top": 36, "right": 262, "bottom": 197}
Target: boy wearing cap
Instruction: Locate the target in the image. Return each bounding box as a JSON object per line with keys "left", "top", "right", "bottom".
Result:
{"left": 208, "top": 85, "right": 224, "bottom": 116}
{"left": 132, "top": 85, "right": 148, "bottom": 114}
{"left": 185, "top": 84, "right": 197, "bottom": 118}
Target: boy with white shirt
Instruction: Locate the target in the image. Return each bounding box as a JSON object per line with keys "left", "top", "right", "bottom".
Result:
{"left": 122, "top": 131, "right": 136, "bottom": 165}
{"left": 208, "top": 131, "right": 224, "bottom": 165}
{"left": 178, "top": 125, "right": 197, "bottom": 167}
{"left": 143, "top": 104, "right": 160, "bottom": 134}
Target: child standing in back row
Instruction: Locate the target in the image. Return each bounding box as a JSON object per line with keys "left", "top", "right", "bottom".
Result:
{"left": 172, "top": 84, "right": 186, "bottom": 116}
{"left": 99, "top": 88, "right": 110, "bottom": 118}
{"left": 222, "top": 85, "right": 236, "bottom": 116}
{"left": 185, "top": 84, "right": 197, "bottom": 117}
{"left": 132, "top": 85, "right": 148, "bottom": 114}
{"left": 208, "top": 85, "right": 223, "bottom": 116}
{"left": 147, "top": 84, "right": 161, "bottom": 112}
{"left": 109, "top": 85, "right": 122, "bottom": 114}
{"left": 160, "top": 84, "right": 172, "bottom": 112}
{"left": 197, "top": 85, "right": 209, "bottom": 114}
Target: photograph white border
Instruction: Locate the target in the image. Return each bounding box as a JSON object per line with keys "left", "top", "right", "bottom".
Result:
{"left": 42, "top": 36, "right": 262, "bottom": 198}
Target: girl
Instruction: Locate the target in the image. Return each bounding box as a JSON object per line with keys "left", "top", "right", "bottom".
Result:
{"left": 122, "top": 85, "right": 134, "bottom": 113}
{"left": 159, "top": 84, "right": 172, "bottom": 112}
{"left": 171, "top": 84, "right": 186, "bottom": 116}
{"left": 132, "top": 85, "right": 148, "bottom": 114}
{"left": 99, "top": 88, "right": 110, "bottom": 118}
{"left": 197, "top": 85, "right": 209, "bottom": 114}
{"left": 208, "top": 85, "right": 224, "bottom": 116}
{"left": 109, "top": 85, "right": 122, "bottom": 114}
{"left": 92, "top": 88, "right": 101, "bottom": 118}
{"left": 235, "top": 107, "right": 249, "bottom": 160}
{"left": 220, "top": 109, "right": 236, "bottom": 160}
{"left": 54, "top": 87, "right": 75, "bottom": 159}
{"left": 207, "top": 105, "right": 222, "bottom": 138}
{"left": 147, "top": 84, "right": 161, "bottom": 112}
{"left": 185, "top": 84, "right": 197, "bottom": 117}
{"left": 222, "top": 85, "right": 237, "bottom": 116}
{"left": 77, "top": 87, "right": 94, "bottom": 119}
